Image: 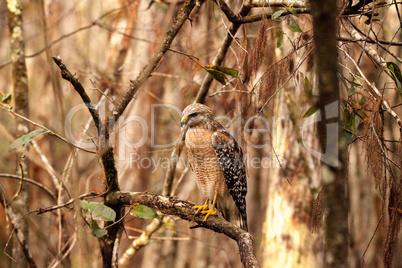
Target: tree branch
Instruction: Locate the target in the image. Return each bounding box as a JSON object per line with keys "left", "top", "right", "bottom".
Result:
{"left": 52, "top": 56, "right": 102, "bottom": 134}
{"left": 245, "top": 0, "right": 307, "bottom": 8}
{"left": 339, "top": 47, "right": 402, "bottom": 129}
{"left": 0, "top": 188, "right": 37, "bottom": 268}
{"left": 107, "top": 192, "right": 259, "bottom": 267}
{"left": 0, "top": 174, "right": 56, "bottom": 200}
{"left": 108, "top": 0, "right": 198, "bottom": 130}
{"left": 195, "top": 2, "right": 252, "bottom": 103}
{"left": 338, "top": 37, "right": 402, "bottom": 47}
{"left": 341, "top": 18, "right": 386, "bottom": 68}
{"left": 0, "top": 105, "right": 96, "bottom": 154}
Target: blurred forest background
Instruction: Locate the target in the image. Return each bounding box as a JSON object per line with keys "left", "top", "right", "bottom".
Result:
{"left": 0, "top": 0, "right": 401, "bottom": 267}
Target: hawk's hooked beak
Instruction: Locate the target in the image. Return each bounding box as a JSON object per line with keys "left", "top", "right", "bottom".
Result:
{"left": 181, "top": 116, "right": 188, "bottom": 127}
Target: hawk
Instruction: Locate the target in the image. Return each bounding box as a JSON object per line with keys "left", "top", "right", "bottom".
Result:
{"left": 181, "top": 103, "right": 248, "bottom": 231}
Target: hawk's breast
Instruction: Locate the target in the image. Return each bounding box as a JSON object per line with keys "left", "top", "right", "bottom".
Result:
{"left": 185, "top": 127, "right": 228, "bottom": 201}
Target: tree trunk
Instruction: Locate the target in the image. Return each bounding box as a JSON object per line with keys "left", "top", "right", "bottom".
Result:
{"left": 6, "top": 0, "right": 31, "bottom": 266}
{"left": 310, "top": 0, "right": 349, "bottom": 266}
{"left": 261, "top": 17, "right": 324, "bottom": 265}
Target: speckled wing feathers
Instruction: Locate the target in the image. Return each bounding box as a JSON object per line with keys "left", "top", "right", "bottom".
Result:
{"left": 212, "top": 130, "right": 248, "bottom": 231}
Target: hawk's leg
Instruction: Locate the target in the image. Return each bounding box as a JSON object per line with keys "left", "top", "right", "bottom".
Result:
{"left": 194, "top": 198, "right": 209, "bottom": 215}
{"left": 200, "top": 191, "right": 218, "bottom": 221}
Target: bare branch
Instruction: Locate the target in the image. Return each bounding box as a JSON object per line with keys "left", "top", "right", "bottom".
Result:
{"left": 341, "top": 18, "right": 386, "bottom": 68}
{"left": 108, "top": 192, "right": 260, "bottom": 267}
{"left": 0, "top": 174, "right": 56, "bottom": 200}
{"left": 52, "top": 56, "right": 103, "bottom": 134}
{"left": 346, "top": 22, "right": 402, "bottom": 63}
{"left": 108, "top": 0, "right": 198, "bottom": 129}
{"left": 11, "top": 163, "right": 25, "bottom": 201}
{"left": 339, "top": 47, "right": 402, "bottom": 128}
{"left": 0, "top": 190, "right": 37, "bottom": 268}
{"left": 35, "top": 192, "right": 105, "bottom": 215}
{"left": 118, "top": 216, "right": 163, "bottom": 267}
{"left": 249, "top": 0, "right": 307, "bottom": 7}
{"left": 195, "top": 3, "right": 252, "bottom": 103}
{"left": 338, "top": 37, "right": 402, "bottom": 47}
{"left": 0, "top": 105, "right": 96, "bottom": 154}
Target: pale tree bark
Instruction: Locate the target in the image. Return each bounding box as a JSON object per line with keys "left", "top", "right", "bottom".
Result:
{"left": 261, "top": 14, "right": 324, "bottom": 267}
{"left": 5, "top": 0, "right": 31, "bottom": 266}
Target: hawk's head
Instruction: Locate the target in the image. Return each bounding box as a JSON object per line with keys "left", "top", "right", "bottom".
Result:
{"left": 181, "top": 103, "right": 214, "bottom": 129}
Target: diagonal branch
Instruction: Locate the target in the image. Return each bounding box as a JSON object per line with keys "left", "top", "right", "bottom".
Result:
{"left": 195, "top": 2, "right": 252, "bottom": 103}
{"left": 0, "top": 174, "right": 56, "bottom": 200}
{"left": 0, "top": 105, "right": 96, "bottom": 154}
{"left": 341, "top": 18, "right": 386, "bottom": 68}
{"left": 108, "top": 0, "right": 198, "bottom": 130}
{"left": 107, "top": 191, "right": 259, "bottom": 267}
{"left": 52, "top": 56, "right": 103, "bottom": 134}
{"left": 339, "top": 47, "right": 402, "bottom": 128}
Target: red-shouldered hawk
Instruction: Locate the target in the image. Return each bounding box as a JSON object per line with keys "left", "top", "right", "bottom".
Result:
{"left": 181, "top": 103, "right": 248, "bottom": 231}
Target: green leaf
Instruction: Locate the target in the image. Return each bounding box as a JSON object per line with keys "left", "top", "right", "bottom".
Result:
{"left": 353, "top": 115, "right": 360, "bottom": 134}
{"left": 3, "top": 106, "right": 13, "bottom": 111}
{"left": 303, "top": 75, "right": 312, "bottom": 91}
{"left": 9, "top": 129, "right": 51, "bottom": 151}
{"left": 302, "top": 105, "right": 318, "bottom": 118}
{"left": 387, "top": 62, "right": 402, "bottom": 81}
{"left": 349, "top": 81, "right": 362, "bottom": 87}
{"left": 90, "top": 221, "right": 108, "bottom": 237}
{"left": 288, "top": 18, "right": 302, "bottom": 32}
{"left": 348, "top": 85, "right": 357, "bottom": 96}
{"left": 79, "top": 200, "right": 91, "bottom": 210}
{"left": 342, "top": 109, "right": 351, "bottom": 130}
{"left": 203, "top": 65, "right": 238, "bottom": 85}
{"left": 344, "top": 130, "right": 353, "bottom": 144}
{"left": 272, "top": 10, "right": 285, "bottom": 20}
{"left": 386, "top": 62, "right": 402, "bottom": 97}
{"left": 0, "top": 93, "right": 12, "bottom": 104}
{"left": 215, "top": 66, "right": 238, "bottom": 78}
{"left": 343, "top": 109, "right": 359, "bottom": 135}
{"left": 276, "top": 34, "right": 283, "bottom": 48}
{"left": 80, "top": 201, "right": 116, "bottom": 222}
{"left": 130, "top": 205, "right": 160, "bottom": 220}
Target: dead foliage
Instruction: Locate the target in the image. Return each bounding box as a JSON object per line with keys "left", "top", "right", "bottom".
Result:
{"left": 254, "top": 53, "right": 295, "bottom": 107}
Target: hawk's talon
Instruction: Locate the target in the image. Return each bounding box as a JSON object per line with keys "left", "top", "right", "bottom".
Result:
{"left": 194, "top": 198, "right": 209, "bottom": 214}
{"left": 201, "top": 207, "right": 217, "bottom": 221}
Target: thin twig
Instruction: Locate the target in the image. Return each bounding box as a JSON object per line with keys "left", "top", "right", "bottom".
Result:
{"left": 35, "top": 191, "right": 105, "bottom": 215}
{"left": 195, "top": 2, "right": 252, "bottom": 103}
{"left": 12, "top": 163, "right": 25, "bottom": 201}
{"left": 0, "top": 105, "right": 96, "bottom": 154}
{"left": 340, "top": 47, "right": 402, "bottom": 128}
{"left": 49, "top": 234, "right": 77, "bottom": 268}
{"left": 0, "top": 174, "right": 56, "bottom": 200}
{"left": 349, "top": 22, "right": 402, "bottom": 64}
{"left": 31, "top": 140, "right": 61, "bottom": 190}
{"left": 108, "top": 0, "right": 198, "bottom": 129}
{"left": 216, "top": 0, "right": 248, "bottom": 53}
{"left": 358, "top": 216, "right": 383, "bottom": 266}
{"left": 52, "top": 56, "right": 102, "bottom": 134}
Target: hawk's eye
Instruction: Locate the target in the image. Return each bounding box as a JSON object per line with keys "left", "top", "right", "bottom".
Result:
{"left": 189, "top": 112, "right": 198, "bottom": 118}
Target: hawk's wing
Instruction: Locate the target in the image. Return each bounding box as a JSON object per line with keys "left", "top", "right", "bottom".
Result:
{"left": 212, "top": 130, "right": 248, "bottom": 230}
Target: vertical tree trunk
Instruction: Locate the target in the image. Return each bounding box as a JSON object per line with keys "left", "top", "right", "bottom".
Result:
{"left": 6, "top": 0, "right": 30, "bottom": 266}
{"left": 261, "top": 15, "right": 324, "bottom": 267}
{"left": 310, "top": 0, "right": 349, "bottom": 267}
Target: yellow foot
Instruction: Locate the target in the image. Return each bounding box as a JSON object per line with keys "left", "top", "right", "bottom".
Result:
{"left": 194, "top": 199, "right": 209, "bottom": 215}
{"left": 201, "top": 207, "right": 216, "bottom": 221}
